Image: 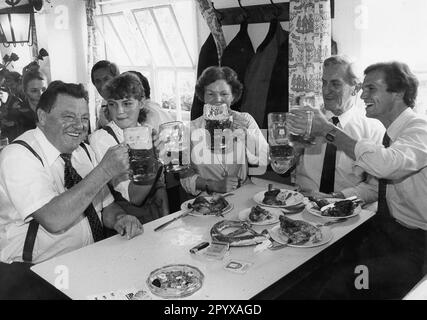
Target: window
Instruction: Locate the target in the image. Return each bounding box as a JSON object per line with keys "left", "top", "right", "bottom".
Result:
{"left": 95, "top": 0, "right": 198, "bottom": 121}
{"left": 356, "top": 0, "right": 427, "bottom": 114}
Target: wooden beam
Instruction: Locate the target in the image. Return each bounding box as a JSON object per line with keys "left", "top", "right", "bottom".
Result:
{"left": 213, "top": 0, "right": 334, "bottom": 26}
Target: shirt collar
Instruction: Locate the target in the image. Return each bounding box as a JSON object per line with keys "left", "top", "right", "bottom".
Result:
{"left": 331, "top": 100, "right": 357, "bottom": 128}
{"left": 33, "top": 127, "right": 62, "bottom": 167}
{"left": 387, "top": 107, "right": 414, "bottom": 142}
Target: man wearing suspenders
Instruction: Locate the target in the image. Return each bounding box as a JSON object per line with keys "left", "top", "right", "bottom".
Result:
{"left": 0, "top": 81, "right": 143, "bottom": 265}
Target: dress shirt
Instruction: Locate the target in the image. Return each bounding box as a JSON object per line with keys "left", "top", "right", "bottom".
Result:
{"left": 296, "top": 103, "right": 385, "bottom": 203}
{"left": 0, "top": 128, "right": 113, "bottom": 263}
{"left": 89, "top": 121, "right": 134, "bottom": 201}
{"left": 180, "top": 112, "right": 268, "bottom": 195}
{"left": 354, "top": 107, "right": 427, "bottom": 230}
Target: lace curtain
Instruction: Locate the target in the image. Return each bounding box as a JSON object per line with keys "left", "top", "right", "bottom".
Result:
{"left": 289, "top": 0, "right": 332, "bottom": 105}
{"left": 85, "top": 0, "right": 99, "bottom": 131}
{"left": 195, "top": 0, "right": 226, "bottom": 65}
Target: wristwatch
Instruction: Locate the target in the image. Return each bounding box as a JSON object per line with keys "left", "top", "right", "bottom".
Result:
{"left": 325, "top": 127, "right": 338, "bottom": 143}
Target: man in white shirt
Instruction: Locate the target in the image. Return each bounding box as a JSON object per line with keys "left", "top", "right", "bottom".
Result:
{"left": 0, "top": 81, "right": 143, "bottom": 264}
{"left": 295, "top": 56, "right": 385, "bottom": 203}
{"left": 289, "top": 61, "right": 427, "bottom": 299}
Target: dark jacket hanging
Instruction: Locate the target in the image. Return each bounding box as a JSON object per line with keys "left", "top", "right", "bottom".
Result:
{"left": 221, "top": 21, "right": 255, "bottom": 112}
{"left": 190, "top": 34, "right": 219, "bottom": 120}
{"left": 191, "top": 22, "right": 255, "bottom": 119}
{"left": 240, "top": 20, "right": 289, "bottom": 129}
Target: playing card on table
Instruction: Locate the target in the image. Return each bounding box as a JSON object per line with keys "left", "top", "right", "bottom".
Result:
{"left": 223, "top": 259, "right": 253, "bottom": 274}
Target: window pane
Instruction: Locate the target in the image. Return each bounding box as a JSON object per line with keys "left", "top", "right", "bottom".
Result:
{"left": 172, "top": 1, "right": 197, "bottom": 65}
{"left": 133, "top": 9, "right": 172, "bottom": 67}
{"left": 177, "top": 71, "right": 195, "bottom": 111}
{"left": 154, "top": 7, "right": 192, "bottom": 67}
{"left": 158, "top": 70, "right": 176, "bottom": 109}
{"left": 96, "top": 16, "right": 131, "bottom": 65}
{"left": 109, "top": 13, "right": 147, "bottom": 66}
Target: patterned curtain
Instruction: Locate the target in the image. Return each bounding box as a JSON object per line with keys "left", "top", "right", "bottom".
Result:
{"left": 289, "top": 0, "right": 331, "bottom": 106}
{"left": 195, "top": 0, "right": 226, "bottom": 65}
{"left": 85, "top": 0, "right": 98, "bottom": 131}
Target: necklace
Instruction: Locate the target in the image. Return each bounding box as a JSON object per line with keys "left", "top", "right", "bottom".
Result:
{"left": 213, "top": 148, "right": 228, "bottom": 177}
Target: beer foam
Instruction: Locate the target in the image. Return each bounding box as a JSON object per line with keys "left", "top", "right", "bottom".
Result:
{"left": 123, "top": 126, "right": 152, "bottom": 149}
{"left": 203, "top": 104, "right": 230, "bottom": 120}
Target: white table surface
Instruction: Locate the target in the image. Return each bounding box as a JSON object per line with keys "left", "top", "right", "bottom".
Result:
{"left": 31, "top": 178, "right": 375, "bottom": 300}
{"left": 403, "top": 275, "right": 427, "bottom": 300}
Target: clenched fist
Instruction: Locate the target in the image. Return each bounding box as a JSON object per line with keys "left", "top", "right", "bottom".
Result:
{"left": 99, "top": 143, "right": 129, "bottom": 179}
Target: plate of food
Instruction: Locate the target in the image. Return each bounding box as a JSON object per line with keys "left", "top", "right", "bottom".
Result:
{"left": 253, "top": 184, "right": 305, "bottom": 208}
{"left": 269, "top": 215, "right": 333, "bottom": 248}
{"left": 210, "top": 220, "right": 266, "bottom": 247}
{"left": 238, "top": 206, "right": 281, "bottom": 226}
{"left": 306, "top": 197, "right": 361, "bottom": 220}
{"left": 180, "top": 195, "right": 233, "bottom": 217}
{"left": 146, "top": 264, "right": 204, "bottom": 299}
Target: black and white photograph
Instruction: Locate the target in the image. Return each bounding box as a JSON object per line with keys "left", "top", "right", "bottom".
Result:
{"left": 0, "top": 0, "right": 426, "bottom": 307}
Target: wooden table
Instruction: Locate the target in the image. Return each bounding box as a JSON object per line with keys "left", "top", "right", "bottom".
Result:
{"left": 31, "top": 178, "right": 375, "bottom": 300}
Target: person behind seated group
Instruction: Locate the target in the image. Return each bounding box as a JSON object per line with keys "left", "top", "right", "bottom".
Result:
{"left": 8, "top": 69, "right": 48, "bottom": 139}
{"left": 292, "top": 56, "right": 385, "bottom": 204}
{"left": 180, "top": 66, "right": 268, "bottom": 195}
{"left": 288, "top": 61, "right": 427, "bottom": 299}
{"left": 89, "top": 72, "right": 169, "bottom": 222}
{"left": 91, "top": 60, "right": 120, "bottom": 129}
{"left": 127, "top": 71, "right": 174, "bottom": 129}
{"left": 0, "top": 81, "right": 143, "bottom": 264}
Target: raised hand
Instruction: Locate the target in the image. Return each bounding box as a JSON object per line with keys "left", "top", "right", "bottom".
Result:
{"left": 99, "top": 143, "right": 129, "bottom": 179}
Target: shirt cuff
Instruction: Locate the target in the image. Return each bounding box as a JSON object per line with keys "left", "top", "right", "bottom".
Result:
{"left": 180, "top": 174, "right": 200, "bottom": 196}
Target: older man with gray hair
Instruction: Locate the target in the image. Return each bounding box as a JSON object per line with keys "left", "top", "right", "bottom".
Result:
{"left": 294, "top": 55, "right": 385, "bottom": 204}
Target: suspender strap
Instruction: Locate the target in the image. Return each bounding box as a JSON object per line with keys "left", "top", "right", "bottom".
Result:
{"left": 103, "top": 126, "right": 120, "bottom": 144}
{"left": 12, "top": 140, "right": 44, "bottom": 166}
{"left": 79, "top": 142, "right": 92, "bottom": 162}
{"left": 11, "top": 140, "right": 43, "bottom": 263}
{"left": 22, "top": 220, "right": 39, "bottom": 263}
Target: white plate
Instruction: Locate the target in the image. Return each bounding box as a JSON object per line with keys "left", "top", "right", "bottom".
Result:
{"left": 269, "top": 224, "right": 333, "bottom": 248}
{"left": 238, "top": 207, "right": 281, "bottom": 226}
{"left": 180, "top": 197, "right": 233, "bottom": 217}
{"left": 253, "top": 189, "right": 305, "bottom": 208}
{"left": 306, "top": 198, "right": 361, "bottom": 220}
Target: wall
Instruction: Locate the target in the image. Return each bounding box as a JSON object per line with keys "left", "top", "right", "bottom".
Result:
{"left": 35, "top": 0, "right": 88, "bottom": 84}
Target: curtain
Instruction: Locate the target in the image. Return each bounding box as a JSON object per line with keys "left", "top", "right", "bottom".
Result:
{"left": 289, "top": 0, "right": 331, "bottom": 106}
{"left": 85, "top": 0, "right": 98, "bottom": 132}
{"left": 195, "top": 0, "right": 226, "bottom": 65}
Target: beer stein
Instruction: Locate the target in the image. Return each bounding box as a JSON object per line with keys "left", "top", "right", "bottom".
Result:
{"left": 267, "top": 112, "right": 295, "bottom": 174}
{"left": 158, "top": 121, "right": 190, "bottom": 172}
{"left": 203, "top": 103, "right": 233, "bottom": 151}
{"left": 123, "top": 125, "right": 158, "bottom": 185}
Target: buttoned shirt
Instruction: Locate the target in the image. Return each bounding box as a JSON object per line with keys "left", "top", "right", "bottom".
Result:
{"left": 0, "top": 128, "right": 113, "bottom": 263}
{"left": 296, "top": 104, "right": 385, "bottom": 203}
{"left": 355, "top": 107, "right": 427, "bottom": 230}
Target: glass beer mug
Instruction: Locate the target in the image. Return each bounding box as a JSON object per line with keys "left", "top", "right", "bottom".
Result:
{"left": 203, "top": 103, "right": 233, "bottom": 151}
{"left": 158, "top": 121, "right": 190, "bottom": 172}
{"left": 123, "top": 125, "right": 159, "bottom": 185}
{"left": 267, "top": 112, "right": 295, "bottom": 174}
{"left": 289, "top": 95, "right": 315, "bottom": 145}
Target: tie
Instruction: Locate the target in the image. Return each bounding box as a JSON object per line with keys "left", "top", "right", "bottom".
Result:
{"left": 319, "top": 116, "right": 339, "bottom": 193}
{"left": 60, "top": 153, "right": 104, "bottom": 242}
{"left": 377, "top": 133, "right": 391, "bottom": 216}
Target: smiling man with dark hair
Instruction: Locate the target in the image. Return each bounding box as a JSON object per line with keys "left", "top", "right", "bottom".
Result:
{"left": 0, "top": 81, "right": 143, "bottom": 264}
